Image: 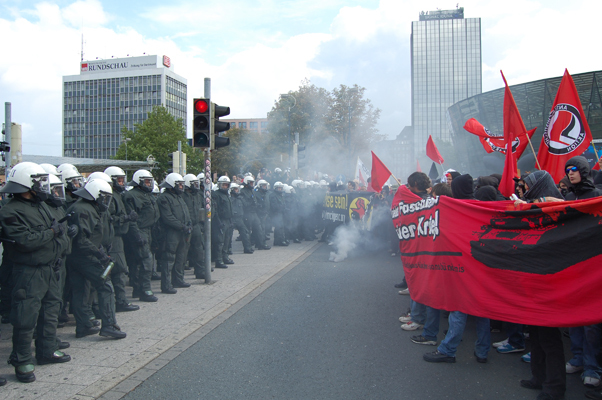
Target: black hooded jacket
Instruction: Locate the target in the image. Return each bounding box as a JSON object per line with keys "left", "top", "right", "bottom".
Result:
{"left": 523, "top": 170, "right": 563, "bottom": 201}
{"left": 451, "top": 174, "right": 475, "bottom": 200}
{"left": 564, "top": 156, "right": 602, "bottom": 200}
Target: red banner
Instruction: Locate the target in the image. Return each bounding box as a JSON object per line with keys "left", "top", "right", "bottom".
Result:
{"left": 479, "top": 128, "right": 536, "bottom": 159}
{"left": 392, "top": 185, "right": 602, "bottom": 327}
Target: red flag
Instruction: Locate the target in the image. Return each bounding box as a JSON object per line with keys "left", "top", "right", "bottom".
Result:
{"left": 498, "top": 71, "right": 528, "bottom": 197}
{"left": 416, "top": 160, "right": 422, "bottom": 172}
{"left": 479, "top": 128, "right": 536, "bottom": 159}
{"left": 370, "top": 151, "right": 392, "bottom": 193}
{"left": 426, "top": 135, "right": 444, "bottom": 164}
{"left": 464, "top": 118, "right": 497, "bottom": 138}
{"left": 537, "top": 69, "right": 593, "bottom": 183}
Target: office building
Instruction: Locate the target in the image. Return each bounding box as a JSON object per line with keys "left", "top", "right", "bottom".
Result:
{"left": 222, "top": 118, "right": 269, "bottom": 134}
{"left": 62, "top": 55, "right": 187, "bottom": 159}
{"left": 411, "top": 8, "right": 482, "bottom": 157}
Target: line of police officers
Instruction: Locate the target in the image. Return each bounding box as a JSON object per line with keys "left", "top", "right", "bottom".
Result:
{"left": 0, "top": 164, "right": 326, "bottom": 385}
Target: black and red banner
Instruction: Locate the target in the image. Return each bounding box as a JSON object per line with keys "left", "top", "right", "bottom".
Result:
{"left": 392, "top": 185, "right": 602, "bottom": 327}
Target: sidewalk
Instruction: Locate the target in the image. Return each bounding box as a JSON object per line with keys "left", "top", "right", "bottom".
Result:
{"left": 0, "top": 239, "right": 321, "bottom": 400}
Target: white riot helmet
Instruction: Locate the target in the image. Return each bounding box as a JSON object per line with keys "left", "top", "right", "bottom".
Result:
{"left": 273, "top": 181, "right": 284, "bottom": 192}
{"left": 49, "top": 174, "right": 66, "bottom": 206}
{"left": 40, "top": 163, "right": 61, "bottom": 180}
{"left": 74, "top": 179, "right": 113, "bottom": 211}
{"left": 1, "top": 162, "right": 51, "bottom": 199}
{"left": 257, "top": 179, "right": 268, "bottom": 191}
{"left": 211, "top": 183, "right": 218, "bottom": 191}
{"left": 217, "top": 175, "right": 231, "bottom": 191}
{"left": 152, "top": 182, "right": 160, "bottom": 194}
{"left": 230, "top": 182, "right": 240, "bottom": 194}
{"left": 275, "top": 168, "right": 282, "bottom": 173}
{"left": 161, "top": 173, "right": 185, "bottom": 194}
{"left": 291, "top": 179, "right": 302, "bottom": 188}
{"left": 243, "top": 175, "right": 255, "bottom": 186}
{"left": 57, "top": 163, "right": 84, "bottom": 192}
{"left": 132, "top": 169, "right": 154, "bottom": 193}
{"left": 104, "top": 166, "right": 127, "bottom": 193}
{"left": 87, "top": 172, "right": 112, "bottom": 184}
{"left": 319, "top": 180, "right": 328, "bottom": 188}
{"left": 183, "top": 174, "right": 200, "bottom": 191}
{"left": 283, "top": 184, "right": 292, "bottom": 194}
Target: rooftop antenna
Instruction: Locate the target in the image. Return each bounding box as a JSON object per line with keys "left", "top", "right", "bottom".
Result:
{"left": 80, "top": 33, "right": 85, "bottom": 62}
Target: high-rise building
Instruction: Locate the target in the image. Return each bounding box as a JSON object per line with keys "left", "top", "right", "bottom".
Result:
{"left": 411, "top": 8, "right": 481, "bottom": 157}
{"left": 62, "top": 55, "right": 187, "bottom": 159}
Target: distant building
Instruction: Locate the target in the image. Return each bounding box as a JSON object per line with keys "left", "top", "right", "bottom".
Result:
{"left": 372, "top": 126, "right": 414, "bottom": 180}
{"left": 411, "top": 8, "right": 482, "bottom": 158}
{"left": 222, "top": 118, "right": 268, "bottom": 133}
{"left": 62, "top": 55, "right": 187, "bottom": 159}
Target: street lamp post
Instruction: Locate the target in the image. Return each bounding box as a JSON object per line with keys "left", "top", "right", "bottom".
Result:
{"left": 280, "top": 94, "right": 296, "bottom": 169}
{"left": 123, "top": 137, "right": 131, "bottom": 160}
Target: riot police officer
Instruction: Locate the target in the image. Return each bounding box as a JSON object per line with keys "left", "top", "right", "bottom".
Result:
{"left": 0, "top": 162, "right": 71, "bottom": 383}
{"left": 270, "top": 181, "right": 288, "bottom": 246}
{"left": 183, "top": 174, "right": 205, "bottom": 279}
{"left": 67, "top": 179, "right": 126, "bottom": 339}
{"left": 240, "top": 176, "right": 270, "bottom": 250}
{"left": 157, "top": 173, "right": 192, "bottom": 293}
{"left": 230, "top": 182, "right": 253, "bottom": 254}
{"left": 123, "top": 170, "right": 159, "bottom": 302}
{"left": 104, "top": 167, "right": 140, "bottom": 312}
{"left": 212, "top": 176, "right": 234, "bottom": 268}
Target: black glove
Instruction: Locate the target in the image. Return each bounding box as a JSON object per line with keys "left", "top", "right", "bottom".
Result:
{"left": 98, "top": 253, "right": 111, "bottom": 265}
{"left": 181, "top": 224, "right": 189, "bottom": 233}
{"left": 127, "top": 210, "right": 139, "bottom": 222}
{"left": 67, "top": 225, "right": 79, "bottom": 237}
{"left": 50, "top": 219, "right": 65, "bottom": 237}
{"left": 135, "top": 234, "right": 147, "bottom": 246}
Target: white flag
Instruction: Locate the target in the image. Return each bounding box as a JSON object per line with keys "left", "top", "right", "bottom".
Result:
{"left": 355, "top": 157, "right": 370, "bottom": 187}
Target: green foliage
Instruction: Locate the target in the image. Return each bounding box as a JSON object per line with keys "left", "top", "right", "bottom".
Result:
{"left": 266, "top": 79, "right": 383, "bottom": 175}
{"left": 113, "top": 106, "right": 205, "bottom": 179}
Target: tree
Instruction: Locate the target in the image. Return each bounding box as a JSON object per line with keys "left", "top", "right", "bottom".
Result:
{"left": 113, "top": 106, "right": 204, "bottom": 179}
{"left": 266, "top": 80, "right": 382, "bottom": 177}
{"left": 211, "top": 128, "right": 283, "bottom": 178}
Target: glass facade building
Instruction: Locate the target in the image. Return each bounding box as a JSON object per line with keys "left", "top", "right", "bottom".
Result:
{"left": 411, "top": 8, "right": 482, "bottom": 157}
{"left": 62, "top": 55, "right": 187, "bottom": 159}
{"left": 447, "top": 70, "right": 602, "bottom": 176}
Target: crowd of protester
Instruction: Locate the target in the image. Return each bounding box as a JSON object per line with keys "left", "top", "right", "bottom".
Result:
{"left": 394, "top": 155, "right": 602, "bottom": 400}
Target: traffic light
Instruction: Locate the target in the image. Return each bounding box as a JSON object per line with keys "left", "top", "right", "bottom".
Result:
{"left": 167, "top": 151, "right": 180, "bottom": 174}
{"left": 193, "top": 98, "right": 211, "bottom": 148}
{"left": 297, "top": 144, "right": 306, "bottom": 169}
{"left": 211, "top": 102, "right": 231, "bottom": 150}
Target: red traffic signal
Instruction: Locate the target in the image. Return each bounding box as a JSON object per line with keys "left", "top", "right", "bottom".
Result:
{"left": 194, "top": 99, "right": 209, "bottom": 113}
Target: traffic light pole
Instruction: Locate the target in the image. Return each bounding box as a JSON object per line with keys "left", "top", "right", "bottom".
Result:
{"left": 203, "top": 78, "right": 213, "bottom": 284}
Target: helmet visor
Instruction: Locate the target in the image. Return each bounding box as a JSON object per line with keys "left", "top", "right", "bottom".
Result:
{"left": 51, "top": 183, "right": 66, "bottom": 201}
{"left": 68, "top": 176, "right": 84, "bottom": 190}
{"left": 141, "top": 177, "right": 155, "bottom": 192}
{"left": 32, "top": 173, "right": 51, "bottom": 197}
{"left": 98, "top": 191, "right": 113, "bottom": 210}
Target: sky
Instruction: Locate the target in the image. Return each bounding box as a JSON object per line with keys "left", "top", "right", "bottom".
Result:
{"left": 1, "top": 0, "right": 601, "bottom": 156}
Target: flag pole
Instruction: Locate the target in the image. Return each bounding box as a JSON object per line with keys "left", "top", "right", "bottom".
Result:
{"left": 591, "top": 142, "right": 601, "bottom": 163}
{"left": 526, "top": 134, "right": 542, "bottom": 170}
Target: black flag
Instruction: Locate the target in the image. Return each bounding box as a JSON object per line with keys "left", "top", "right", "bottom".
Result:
{"left": 428, "top": 162, "right": 439, "bottom": 181}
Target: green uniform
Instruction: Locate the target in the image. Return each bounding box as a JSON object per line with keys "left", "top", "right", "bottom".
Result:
{"left": 108, "top": 190, "right": 129, "bottom": 305}
{"left": 0, "top": 195, "right": 62, "bottom": 366}
{"left": 212, "top": 188, "right": 233, "bottom": 264}
{"left": 183, "top": 190, "right": 205, "bottom": 278}
{"left": 157, "top": 189, "right": 191, "bottom": 290}
{"left": 269, "top": 190, "right": 286, "bottom": 245}
{"left": 66, "top": 198, "right": 117, "bottom": 333}
{"left": 240, "top": 186, "right": 265, "bottom": 248}
{"left": 123, "top": 186, "right": 159, "bottom": 297}
{"left": 231, "top": 192, "right": 253, "bottom": 252}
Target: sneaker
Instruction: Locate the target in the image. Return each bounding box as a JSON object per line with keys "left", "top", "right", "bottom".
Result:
{"left": 401, "top": 321, "right": 423, "bottom": 331}
{"left": 398, "top": 288, "right": 410, "bottom": 295}
{"left": 399, "top": 314, "right": 412, "bottom": 323}
{"left": 492, "top": 338, "right": 509, "bottom": 348}
{"left": 423, "top": 350, "right": 455, "bottom": 363}
{"left": 497, "top": 343, "right": 526, "bottom": 354}
{"left": 584, "top": 376, "right": 601, "bottom": 388}
{"left": 521, "top": 352, "right": 531, "bottom": 363}
{"left": 566, "top": 362, "right": 584, "bottom": 374}
{"left": 411, "top": 335, "right": 437, "bottom": 345}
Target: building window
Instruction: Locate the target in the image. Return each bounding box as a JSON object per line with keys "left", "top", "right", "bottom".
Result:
{"left": 249, "top": 121, "right": 258, "bottom": 130}
{"left": 239, "top": 122, "right": 247, "bottom": 129}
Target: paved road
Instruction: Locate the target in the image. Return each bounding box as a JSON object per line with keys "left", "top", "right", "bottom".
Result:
{"left": 122, "top": 244, "right": 588, "bottom": 400}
